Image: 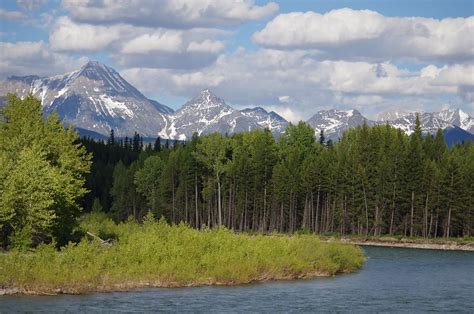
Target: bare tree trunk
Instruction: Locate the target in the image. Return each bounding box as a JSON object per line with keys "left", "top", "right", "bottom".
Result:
{"left": 315, "top": 188, "right": 320, "bottom": 233}
{"left": 342, "top": 195, "right": 347, "bottom": 235}
{"left": 195, "top": 173, "right": 199, "bottom": 228}
{"left": 310, "top": 192, "right": 315, "bottom": 233}
{"left": 374, "top": 204, "right": 379, "bottom": 236}
{"left": 289, "top": 191, "right": 293, "bottom": 233}
{"left": 172, "top": 174, "right": 176, "bottom": 224}
{"left": 228, "top": 182, "right": 232, "bottom": 228}
{"left": 185, "top": 182, "right": 189, "bottom": 223}
{"left": 280, "top": 202, "right": 284, "bottom": 232}
{"left": 303, "top": 194, "right": 308, "bottom": 230}
{"left": 331, "top": 196, "right": 336, "bottom": 232}
{"left": 217, "top": 173, "right": 222, "bottom": 226}
{"left": 423, "top": 193, "right": 429, "bottom": 238}
{"left": 390, "top": 209, "right": 394, "bottom": 235}
{"left": 410, "top": 191, "right": 414, "bottom": 237}
{"left": 362, "top": 184, "right": 369, "bottom": 236}
{"left": 446, "top": 207, "right": 452, "bottom": 238}
{"left": 263, "top": 186, "right": 267, "bottom": 231}
{"left": 428, "top": 209, "right": 434, "bottom": 238}
{"left": 244, "top": 191, "right": 248, "bottom": 231}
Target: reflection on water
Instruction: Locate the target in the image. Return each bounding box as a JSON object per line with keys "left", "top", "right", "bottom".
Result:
{"left": 1, "top": 247, "right": 473, "bottom": 312}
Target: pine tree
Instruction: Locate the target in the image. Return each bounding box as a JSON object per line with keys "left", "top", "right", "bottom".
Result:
{"left": 319, "top": 129, "right": 325, "bottom": 146}
{"left": 154, "top": 137, "right": 161, "bottom": 152}
{"left": 107, "top": 129, "right": 115, "bottom": 146}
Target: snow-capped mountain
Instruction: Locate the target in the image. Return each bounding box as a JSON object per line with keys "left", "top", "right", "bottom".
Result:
{"left": 0, "top": 61, "right": 173, "bottom": 137}
{"left": 377, "top": 110, "right": 410, "bottom": 122}
{"left": 434, "top": 109, "right": 474, "bottom": 134}
{"left": 376, "top": 108, "right": 474, "bottom": 135}
{"left": 240, "top": 107, "right": 288, "bottom": 135}
{"left": 306, "top": 109, "right": 371, "bottom": 140}
{"left": 1, "top": 61, "right": 472, "bottom": 143}
{"left": 165, "top": 89, "right": 282, "bottom": 140}
{"left": 385, "top": 112, "right": 455, "bottom": 135}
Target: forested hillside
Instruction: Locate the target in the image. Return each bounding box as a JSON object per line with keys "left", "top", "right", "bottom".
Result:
{"left": 83, "top": 118, "right": 474, "bottom": 238}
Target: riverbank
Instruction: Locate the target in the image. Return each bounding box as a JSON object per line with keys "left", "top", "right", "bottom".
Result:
{"left": 321, "top": 236, "right": 474, "bottom": 251}
{"left": 0, "top": 214, "right": 365, "bottom": 296}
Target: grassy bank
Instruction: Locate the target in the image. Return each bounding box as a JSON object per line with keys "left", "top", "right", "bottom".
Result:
{"left": 0, "top": 213, "right": 365, "bottom": 295}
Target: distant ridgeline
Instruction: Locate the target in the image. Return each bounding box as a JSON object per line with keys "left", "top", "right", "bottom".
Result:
{"left": 81, "top": 115, "right": 474, "bottom": 239}
{"left": 1, "top": 61, "right": 473, "bottom": 145}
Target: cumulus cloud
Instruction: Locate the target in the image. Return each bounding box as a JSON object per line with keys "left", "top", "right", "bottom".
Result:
{"left": 17, "top": 0, "right": 49, "bottom": 11}
{"left": 62, "top": 0, "right": 278, "bottom": 28}
{"left": 121, "top": 48, "right": 474, "bottom": 119}
{"left": 49, "top": 16, "right": 226, "bottom": 69}
{"left": 253, "top": 8, "right": 474, "bottom": 63}
{"left": 0, "top": 9, "right": 27, "bottom": 20}
{"left": 3, "top": 2, "right": 473, "bottom": 118}
{"left": 187, "top": 39, "right": 225, "bottom": 53}
{"left": 50, "top": 17, "right": 126, "bottom": 51}
{"left": 0, "top": 41, "right": 87, "bottom": 78}
{"left": 278, "top": 95, "right": 291, "bottom": 103}
{"left": 121, "top": 31, "right": 184, "bottom": 54}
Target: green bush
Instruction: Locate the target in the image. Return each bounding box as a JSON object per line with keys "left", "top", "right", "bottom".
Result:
{"left": 0, "top": 214, "right": 365, "bottom": 294}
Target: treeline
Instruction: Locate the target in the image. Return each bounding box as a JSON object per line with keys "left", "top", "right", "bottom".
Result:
{"left": 87, "top": 117, "right": 474, "bottom": 238}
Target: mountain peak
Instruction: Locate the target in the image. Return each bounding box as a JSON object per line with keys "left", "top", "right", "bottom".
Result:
{"left": 242, "top": 107, "right": 268, "bottom": 114}
{"left": 82, "top": 60, "right": 107, "bottom": 69}
{"left": 182, "top": 89, "right": 227, "bottom": 111}
{"left": 198, "top": 88, "right": 218, "bottom": 99}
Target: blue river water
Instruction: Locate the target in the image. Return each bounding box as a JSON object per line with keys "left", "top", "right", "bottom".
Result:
{"left": 1, "top": 246, "right": 473, "bottom": 312}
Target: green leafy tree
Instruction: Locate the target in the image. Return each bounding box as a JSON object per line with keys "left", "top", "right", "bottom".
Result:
{"left": 0, "top": 94, "right": 91, "bottom": 248}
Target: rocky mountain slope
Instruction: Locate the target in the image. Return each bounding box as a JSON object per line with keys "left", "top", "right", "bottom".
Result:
{"left": 1, "top": 61, "right": 473, "bottom": 143}
{"left": 163, "top": 90, "right": 289, "bottom": 141}
{"left": 0, "top": 61, "right": 173, "bottom": 137}
{"left": 306, "top": 109, "right": 371, "bottom": 140}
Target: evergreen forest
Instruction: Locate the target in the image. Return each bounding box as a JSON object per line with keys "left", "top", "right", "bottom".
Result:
{"left": 81, "top": 112, "right": 474, "bottom": 239}
{"left": 1, "top": 94, "right": 473, "bottom": 250}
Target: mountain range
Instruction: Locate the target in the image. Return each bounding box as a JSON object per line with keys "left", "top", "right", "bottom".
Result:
{"left": 1, "top": 61, "right": 473, "bottom": 144}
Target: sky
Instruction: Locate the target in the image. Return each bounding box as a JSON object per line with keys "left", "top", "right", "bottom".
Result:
{"left": 0, "top": 0, "right": 473, "bottom": 121}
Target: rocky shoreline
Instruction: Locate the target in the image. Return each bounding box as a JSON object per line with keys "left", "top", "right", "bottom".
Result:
{"left": 323, "top": 237, "right": 474, "bottom": 252}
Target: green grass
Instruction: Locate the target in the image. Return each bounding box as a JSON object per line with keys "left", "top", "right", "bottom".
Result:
{"left": 0, "top": 213, "right": 365, "bottom": 294}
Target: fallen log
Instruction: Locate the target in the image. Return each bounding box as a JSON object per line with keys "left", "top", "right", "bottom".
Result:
{"left": 86, "top": 232, "right": 113, "bottom": 246}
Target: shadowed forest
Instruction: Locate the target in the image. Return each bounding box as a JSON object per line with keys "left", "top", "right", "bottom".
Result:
{"left": 1, "top": 95, "right": 473, "bottom": 251}
{"left": 82, "top": 113, "right": 474, "bottom": 239}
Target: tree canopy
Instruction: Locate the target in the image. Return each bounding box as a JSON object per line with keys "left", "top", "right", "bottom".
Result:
{"left": 0, "top": 94, "right": 91, "bottom": 248}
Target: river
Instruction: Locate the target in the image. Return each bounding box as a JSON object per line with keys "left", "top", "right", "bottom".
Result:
{"left": 1, "top": 247, "right": 473, "bottom": 312}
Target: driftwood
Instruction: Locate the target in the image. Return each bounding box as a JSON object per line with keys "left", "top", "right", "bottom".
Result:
{"left": 86, "top": 232, "right": 114, "bottom": 246}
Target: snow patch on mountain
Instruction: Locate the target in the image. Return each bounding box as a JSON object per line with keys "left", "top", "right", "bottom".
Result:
{"left": 307, "top": 109, "right": 370, "bottom": 140}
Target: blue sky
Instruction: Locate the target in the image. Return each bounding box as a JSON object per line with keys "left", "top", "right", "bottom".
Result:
{"left": 1, "top": 0, "right": 473, "bottom": 119}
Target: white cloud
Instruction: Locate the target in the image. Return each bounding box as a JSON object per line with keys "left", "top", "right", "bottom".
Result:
{"left": 0, "top": 9, "right": 27, "bottom": 20}
{"left": 121, "top": 31, "right": 184, "bottom": 54}
{"left": 17, "top": 0, "right": 49, "bottom": 11}
{"left": 121, "top": 48, "right": 474, "bottom": 119}
{"left": 278, "top": 95, "right": 290, "bottom": 103}
{"left": 253, "top": 8, "right": 474, "bottom": 63}
{"left": 0, "top": 41, "right": 87, "bottom": 78}
{"left": 49, "top": 17, "right": 226, "bottom": 69}
{"left": 50, "top": 17, "right": 125, "bottom": 51}
{"left": 187, "top": 39, "right": 225, "bottom": 53}
{"left": 265, "top": 105, "right": 303, "bottom": 123}
{"left": 62, "top": 0, "right": 278, "bottom": 28}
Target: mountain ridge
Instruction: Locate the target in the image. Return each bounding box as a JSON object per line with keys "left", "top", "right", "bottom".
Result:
{"left": 1, "top": 61, "right": 473, "bottom": 142}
